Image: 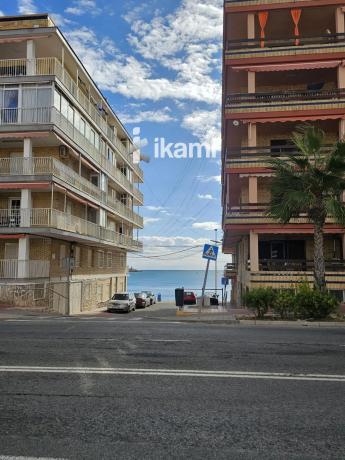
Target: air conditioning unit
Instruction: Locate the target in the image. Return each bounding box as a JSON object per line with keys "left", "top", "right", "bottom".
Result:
{"left": 59, "top": 145, "right": 69, "bottom": 159}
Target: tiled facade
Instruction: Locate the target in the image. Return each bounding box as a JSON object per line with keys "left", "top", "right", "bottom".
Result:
{"left": 0, "top": 14, "right": 144, "bottom": 312}
{"left": 222, "top": 0, "right": 345, "bottom": 305}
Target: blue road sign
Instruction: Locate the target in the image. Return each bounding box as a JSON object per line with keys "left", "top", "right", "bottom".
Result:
{"left": 202, "top": 244, "right": 219, "bottom": 261}
{"left": 221, "top": 277, "right": 229, "bottom": 286}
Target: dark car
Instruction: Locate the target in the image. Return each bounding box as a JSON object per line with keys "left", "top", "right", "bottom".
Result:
{"left": 134, "top": 292, "right": 148, "bottom": 308}
{"left": 183, "top": 291, "right": 197, "bottom": 305}
{"left": 143, "top": 291, "right": 156, "bottom": 305}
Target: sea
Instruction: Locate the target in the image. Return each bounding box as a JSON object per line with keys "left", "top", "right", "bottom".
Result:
{"left": 128, "top": 270, "right": 228, "bottom": 302}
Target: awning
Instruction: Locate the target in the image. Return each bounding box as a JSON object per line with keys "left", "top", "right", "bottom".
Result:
{"left": 0, "top": 182, "right": 49, "bottom": 190}
{"left": 80, "top": 155, "right": 99, "bottom": 173}
{"left": 232, "top": 60, "right": 342, "bottom": 73}
{"left": 0, "top": 132, "right": 49, "bottom": 139}
{"left": 0, "top": 234, "right": 26, "bottom": 239}
{"left": 243, "top": 114, "right": 344, "bottom": 124}
{"left": 55, "top": 134, "right": 99, "bottom": 172}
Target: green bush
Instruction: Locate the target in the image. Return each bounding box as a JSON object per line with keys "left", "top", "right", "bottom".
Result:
{"left": 243, "top": 287, "right": 276, "bottom": 319}
{"left": 294, "top": 284, "right": 339, "bottom": 320}
{"left": 272, "top": 290, "right": 296, "bottom": 320}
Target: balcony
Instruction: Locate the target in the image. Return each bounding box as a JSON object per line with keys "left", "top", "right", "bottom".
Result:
{"left": 226, "top": 33, "right": 345, "bottom": 60}
{"left": 0, "top": 157, "right": 144, "bottom": 228}
{"left": 258, "top": 259, "right": 345, "bottom": 271}
{"left": 0, "top": 106, "right": 144, "bottom": 204}
{"left": 225, "top": 0, "right": 341, "bottom": 9}
{"left": 225, "top": 145, "right": 332, "bottom": 170}
{"left": 0, "top": 259, "right": 50, "bottom": 279}
{"left": 0, "top": 57, "right": 143, "bottom": 181}
{"left": 225, "top": 205, "right": 337, "bottom": 225}
{"left": 224, "top": 262, "right": 237, "bottom": 278}
{"left": 0, "top": 208, "right": 143, "bottom": 252}
{"left": 225, "top": 88, "right": 345, "bottom": 116}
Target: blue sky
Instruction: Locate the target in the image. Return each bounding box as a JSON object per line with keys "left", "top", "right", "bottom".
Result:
{"left": 0, "top": 0, "right": 226, "bottom": 269}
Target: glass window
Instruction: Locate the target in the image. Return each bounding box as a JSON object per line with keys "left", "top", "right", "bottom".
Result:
{"left": 61, "top": 96, "right": 68, "bottom": 118}
{"left": 80, "top": 118, "right": 86, "bottom": 135}
{"left": 95, "top": 132, "right": 99, "bottom": 150}
{"left": 90, "top": 129, "right": 95, "bottom": 146}
{"left": 67, "top": 105, "right": 74, "bottom": 124}
{"left": 37, "top": 87, "right": 51, "bottom": 108}
{"left": 54, "top": 89, "right": 61, "bottom": 111}
{"left": 74, "top": 110, "right": 80, "bottom": 130}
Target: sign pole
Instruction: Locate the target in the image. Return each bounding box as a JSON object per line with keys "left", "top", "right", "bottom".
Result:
{"left": 201, "top": 259, "right": 210, "bottom": 314}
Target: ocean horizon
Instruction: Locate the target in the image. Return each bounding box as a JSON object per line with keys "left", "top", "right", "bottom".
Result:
{"left": 128, "top": 269, "right": 228, "bottom": 302}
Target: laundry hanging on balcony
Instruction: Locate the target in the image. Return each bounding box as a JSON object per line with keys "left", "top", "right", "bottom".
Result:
{"left": 258, "top": 11, "right": 269, "bottom": 48}
{"left": 291, "top": 9, "right": 302, "bottom": 46}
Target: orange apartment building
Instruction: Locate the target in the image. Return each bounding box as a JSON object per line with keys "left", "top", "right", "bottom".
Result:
{"left": 0, "top": 14, "right": 144, "bottom": 313}
{"left": 222, "top": 0, "right": 345, "bottom": 305}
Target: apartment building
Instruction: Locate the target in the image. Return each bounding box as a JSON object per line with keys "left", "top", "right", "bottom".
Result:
{"left": 222, "top": 0, "right": 345, "bottom": 305}
{"left": 0, "top": 14, "right": 144, "bottom": 313}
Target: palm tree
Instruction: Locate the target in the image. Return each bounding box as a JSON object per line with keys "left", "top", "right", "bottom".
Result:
{"left": 269, "top": 125, "right": 345, "bottom": 290}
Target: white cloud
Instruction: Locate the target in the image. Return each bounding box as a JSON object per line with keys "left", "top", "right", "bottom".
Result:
{"left": 120, "top": 107, "right": 175, "bottom": 124}
{"left": 183, "top": 109, "right": 221, "bottom": 152}
{"left": 65, "top": 0, "right": 101, "bottom": 16}
{"left": 144, "top": 217, "right": 161, "bottom": 225}
{"left": 50, "top": 13, "right": 74, "bottom": 27}
{"left": 145, "top": 206, "right": 166, "bottom": 212}
{"left": 0, "top": 10, "right": 4, "bottom": 16}
{"left": 192, "top": 221, "right": 221, "bottom": 231}
{"left": 198, "top": 194, "right": 215, "bottom": 200}
{"left": 18, "top": 0, "right": 37, "bottom": 14}
{"left": 64, "top": 0, "right": 222, "bottom": 104}
{"left": 197, "top": 175, "right": 221, "bottom": 184}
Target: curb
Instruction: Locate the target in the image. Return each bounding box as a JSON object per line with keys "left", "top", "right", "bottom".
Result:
{"left": 239, "top": 320, "right": 345, "bottom": 327}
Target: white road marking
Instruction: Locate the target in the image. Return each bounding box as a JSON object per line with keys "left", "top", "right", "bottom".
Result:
{"left": 0, "top": 456, "right": 67, "bottom": 460}
{"left": 0, "top": 366, "right": 345, "bottom": 382}
{"left": 148, "top": 339, "right": 191, "bottom": 343}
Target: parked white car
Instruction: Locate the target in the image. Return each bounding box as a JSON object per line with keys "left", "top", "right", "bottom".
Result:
{"left": 107, "top": 293, "right": 136, "bottom": 313}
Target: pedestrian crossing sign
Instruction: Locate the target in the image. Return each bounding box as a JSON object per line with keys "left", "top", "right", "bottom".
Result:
{"left": 202, "top": 244, "right": 219, "bottom": 261}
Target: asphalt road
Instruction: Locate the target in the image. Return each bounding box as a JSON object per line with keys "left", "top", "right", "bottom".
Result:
{"left": 0, "top": 312, "right": 345, "bottom": 460}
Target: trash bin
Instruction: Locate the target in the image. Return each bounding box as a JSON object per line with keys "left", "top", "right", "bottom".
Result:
{"left": 175, "top": 288, "right": 184, "bottom": 308}
{"left": 210, "top": 294, "right": 219, "bottom": 306}
{"left": 157, "top": 293, "right": 162, "bottom": 302}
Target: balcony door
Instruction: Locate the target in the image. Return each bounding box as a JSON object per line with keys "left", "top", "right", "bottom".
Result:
{"left": 8, "top": 198, "right": 21, "bottom": 227}
{"left": 1, "top": 88, "right": 19, "bottom": 124}
{"left": 4, "top": 242, "right": 18, "bottom": 278}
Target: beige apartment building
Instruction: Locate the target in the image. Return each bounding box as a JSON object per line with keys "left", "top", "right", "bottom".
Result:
{"left": 0, "top": 14, "right": 144, "bottom": 313}
{"left": 222, "top": 0, "right": 345, "bottom": 305}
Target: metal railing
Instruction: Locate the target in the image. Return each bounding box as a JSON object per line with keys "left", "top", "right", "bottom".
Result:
{"left": 227, "top": 144, "right": 333, "bottom": 159}
{"left": 0, "top": 157, "right": 143, "bottom": 228}
{"left": 259, "top": 259, "right": 345, "bottom": 272}
{"left": 227, "top": 33, "right": 345, "bottom": 51}
{"left": 0, "top": 57, "right": 143, "bottom": 181}
{"left": 0, "top": 106, "right": 143, "bottom": 204}
{"left": 226, "top": 88, "right": 345, "bottom": 107}
{"left": 0, "top": 259, "right": 50, "bottom": 278}
{"left": 0, "top": 208, "right": 143, "bottom": 251}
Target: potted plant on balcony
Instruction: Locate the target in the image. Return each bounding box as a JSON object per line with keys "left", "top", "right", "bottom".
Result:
{"left": 268, "top": 125, "right": 345, "bottom": 291}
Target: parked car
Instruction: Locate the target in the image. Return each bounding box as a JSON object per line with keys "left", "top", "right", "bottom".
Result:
{"left": 183, "top": 291, "right": 197, "bottom": 305}
{"left": 143, "top": 291, "right": 156, "bottom": 306}
{"left": 107, "top": 292, "right": 136, "bottom": 313}
{"left": 134, "top": 292, "right": 149, "bottom": 308}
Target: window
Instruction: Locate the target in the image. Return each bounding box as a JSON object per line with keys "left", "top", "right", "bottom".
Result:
{"left": 75, "top": 247, "right": 81, "bottom": 268}
{"left": 67, "top": 105, "right": 74, "bottom": 125}
{"left": 61, "top": 96, "right": 68, "bottom": 118}
{"left": 59, "top": 245, "right": 66, "bottom": 269}
{"left": 54, "top": 89, "right": 61, "bottom": 111}
{"left": 107, "top": 252, "right": 112, "bottom": 268}
{"left": 90, "top": 129, "right": 95, "bottom": 146}
{"left": 87, "top": 249, "right": 93, "bottom": 268}
{"left": 98, "top": 251, "right": 104, "bottom": 268}
{"left": 80, "top": 118, "right": 86, "bottom": 136}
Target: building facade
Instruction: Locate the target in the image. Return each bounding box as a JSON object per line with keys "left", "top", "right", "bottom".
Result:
{"left": 222, "top": 0, "right": 345, "bottom": 305}
{"left": 0, "top": 14, "right": 144, "bottom": 313}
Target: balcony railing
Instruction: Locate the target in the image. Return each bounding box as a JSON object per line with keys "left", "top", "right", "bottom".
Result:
{"left": 0, "top": 259, "right": 50, "bottom": 279}
{"left": 0, "top": 208, "right": 143, "bottom": 251}
{"left": 227, "top": 145, "right": 333, "bottom": 159}
{"left": 259, "top": 259, "right": 345, "bottom": 272}
{"left": 226, "top": 205, "right": 336, "bottom": 224}
{"left": 226, "top": 88, "right": 345, "bottom": 108}
{"left": 0, "top": 106, "right": 143, "bottom": 204}
{"left": 0, "top": 157, "right": 144, "bottom": 228}
{"left": 227, "top": 33, "right": 345, "bottom": 53}
{"left": 0, "top": 57, "right": 143, "bottom": 181}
